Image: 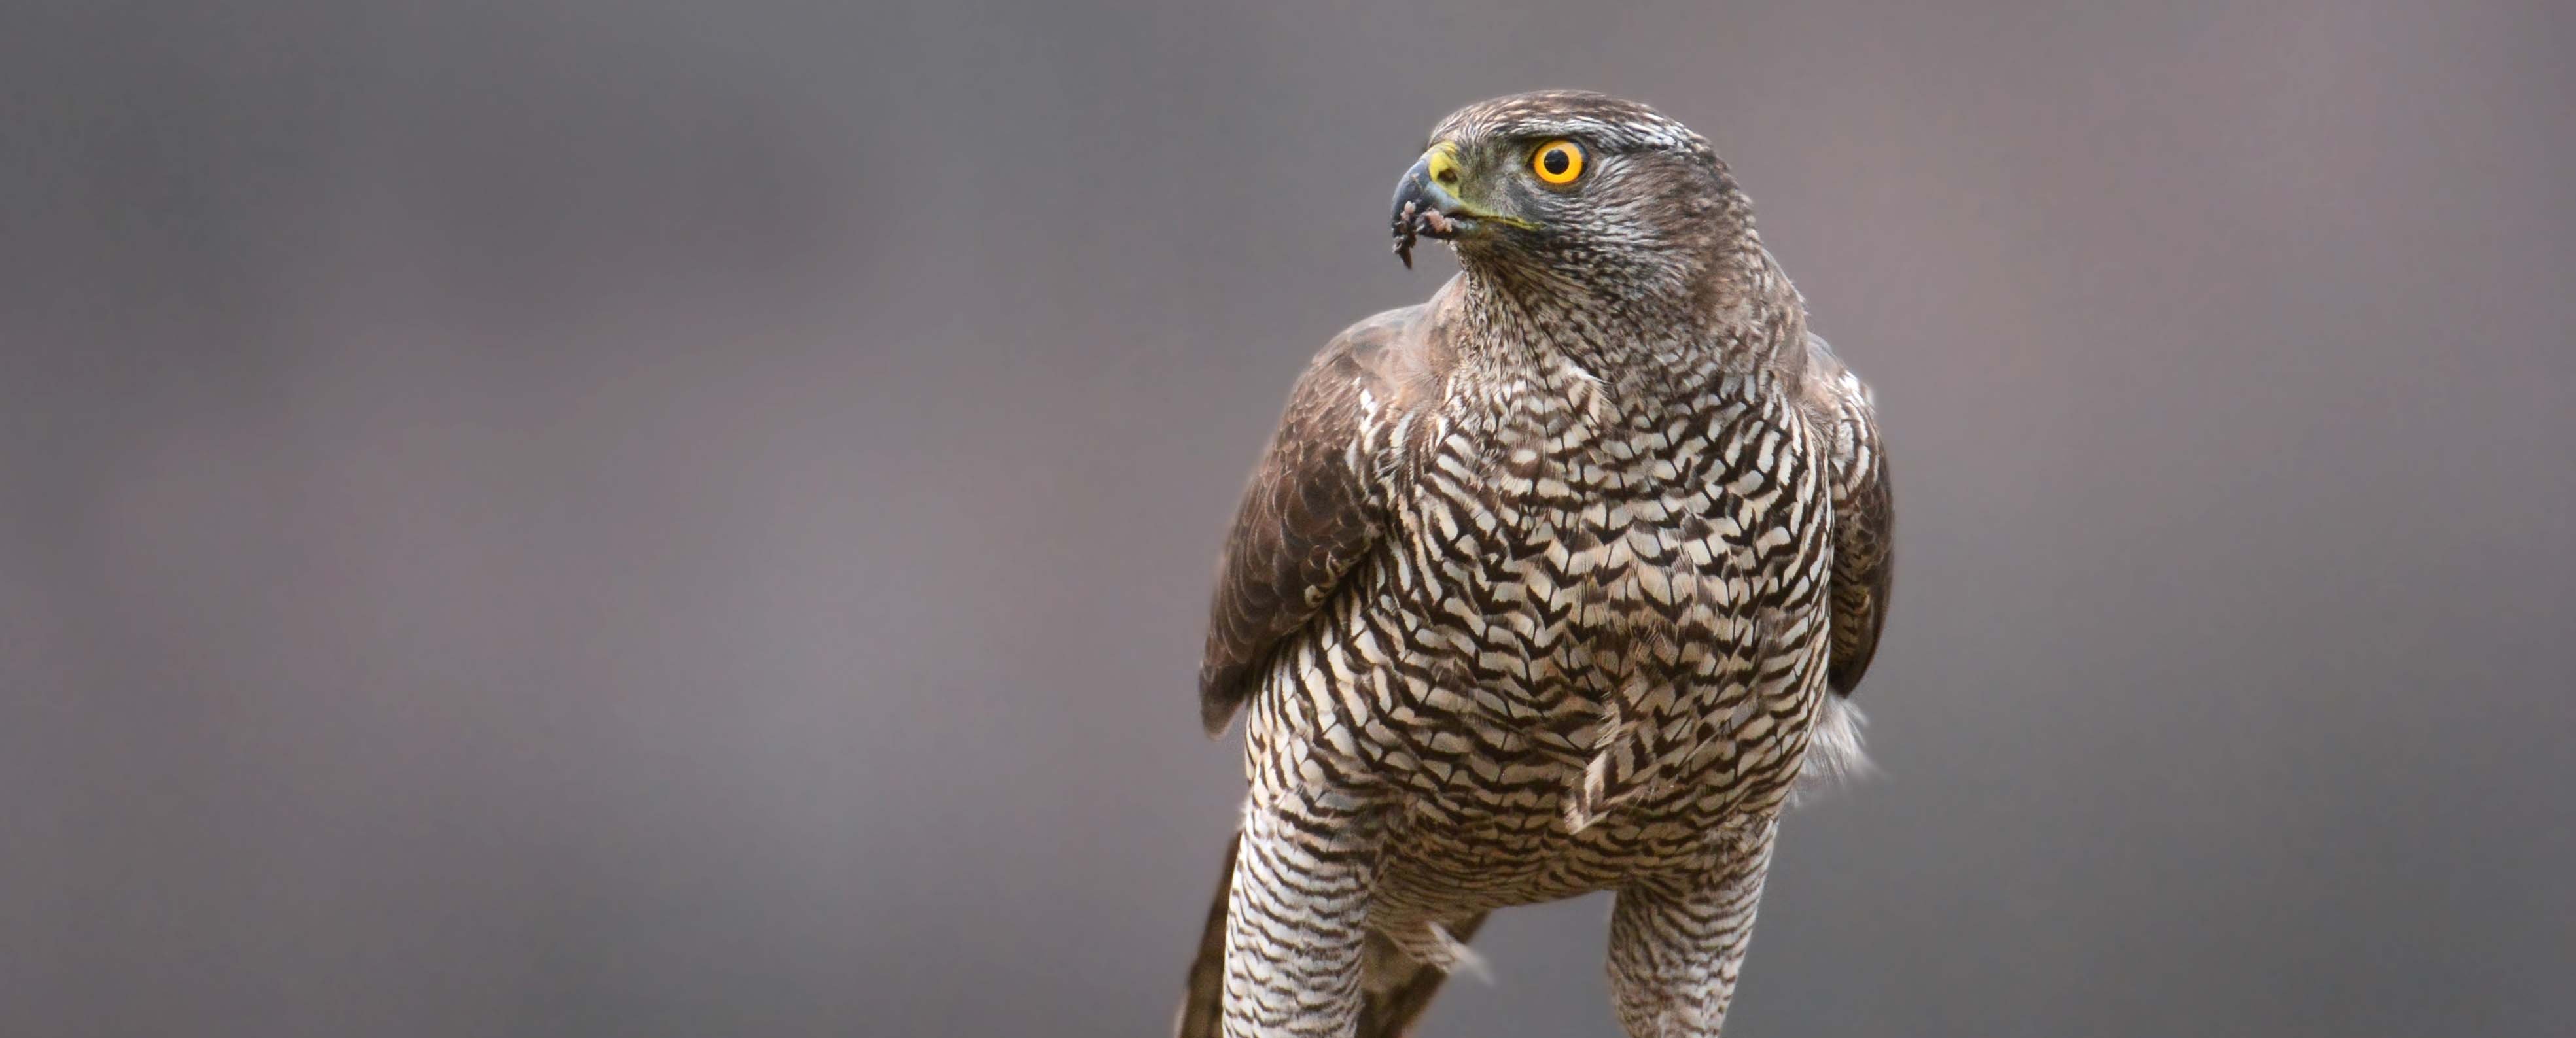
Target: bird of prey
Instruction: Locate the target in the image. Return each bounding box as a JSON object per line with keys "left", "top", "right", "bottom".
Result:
{"left": 1174, "top": 91, "right": 1892, "bottom": 1038}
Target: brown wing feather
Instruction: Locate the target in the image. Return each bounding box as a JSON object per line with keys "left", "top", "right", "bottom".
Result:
{"left": 1198, "top": 307, "right": 1431, "bottom": 733}
{"left": 1802, "top": 333, "right": 1894, "bottom": 696}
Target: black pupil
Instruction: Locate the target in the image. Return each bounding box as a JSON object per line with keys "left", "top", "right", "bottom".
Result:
{"left": 1542, "top": 148, "right": 1570, "bottom": 175}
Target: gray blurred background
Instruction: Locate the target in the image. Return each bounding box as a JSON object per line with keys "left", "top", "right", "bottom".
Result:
{"left": 5, "top": 1, "right": 2569, "bottom": 1035}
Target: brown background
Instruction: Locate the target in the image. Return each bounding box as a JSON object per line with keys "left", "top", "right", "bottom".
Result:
{"left": 5, "top": 1, "right": 2570, "bottom": 1035}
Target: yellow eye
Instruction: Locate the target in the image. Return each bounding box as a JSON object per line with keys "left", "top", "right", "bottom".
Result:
{"left": 1531, "top": 139, "right": 1585, "bottom": 185}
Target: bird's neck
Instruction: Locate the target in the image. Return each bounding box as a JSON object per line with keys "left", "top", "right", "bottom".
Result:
{"left": 1439, "top": 244, "right": 1807, "bottom": 411}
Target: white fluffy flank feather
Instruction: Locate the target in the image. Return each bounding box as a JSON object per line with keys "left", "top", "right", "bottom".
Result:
{"left": 1790, "top": 695, "right": 1871, "bottom": 806}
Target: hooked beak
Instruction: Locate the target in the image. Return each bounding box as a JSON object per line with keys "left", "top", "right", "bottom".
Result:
{"left": 1390, "top": 141, "right": 1529, "bottom": 268}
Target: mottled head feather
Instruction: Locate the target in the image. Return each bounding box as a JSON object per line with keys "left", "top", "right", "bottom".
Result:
{"left": 1400, "top": 92, "right": 1799, "bottom": 385}
{"left": 1429, "top": 90, "right": 1717, "bottom": 164}
{"left": 1413, "top": 91, "right": 1761, "bottom": 319}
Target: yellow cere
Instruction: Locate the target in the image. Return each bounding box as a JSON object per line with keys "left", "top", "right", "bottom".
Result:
{"left": 1531, "top": 139, "right": 1584, "bottom": 185}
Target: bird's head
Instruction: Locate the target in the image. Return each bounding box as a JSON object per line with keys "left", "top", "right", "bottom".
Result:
{"left": 1391, "top": 91, "right": 1751, "bottom": 303}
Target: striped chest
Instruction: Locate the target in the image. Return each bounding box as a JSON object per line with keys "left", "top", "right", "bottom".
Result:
{"left": 1347, "top": 367, "right": 1835, "bottom": 829}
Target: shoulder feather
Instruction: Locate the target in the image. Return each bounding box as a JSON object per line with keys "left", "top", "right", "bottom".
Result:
{"left": 1197, "top": 307, "right": 1433, "bottom": 732}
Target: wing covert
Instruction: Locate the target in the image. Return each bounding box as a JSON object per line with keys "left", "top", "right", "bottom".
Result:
{"left": 1803, "top": 333, "right": 1893, "bottom": 696}
{"left": 1197, "top": 308, "right": 1426, "bottom": 733}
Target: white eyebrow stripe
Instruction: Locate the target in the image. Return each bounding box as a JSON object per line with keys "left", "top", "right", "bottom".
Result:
{"left": 1480, "top": 116, "right": 1706, "bottom": 155}
{"left": 1429, "top": 95, "right": 1716, "bottom": 159}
